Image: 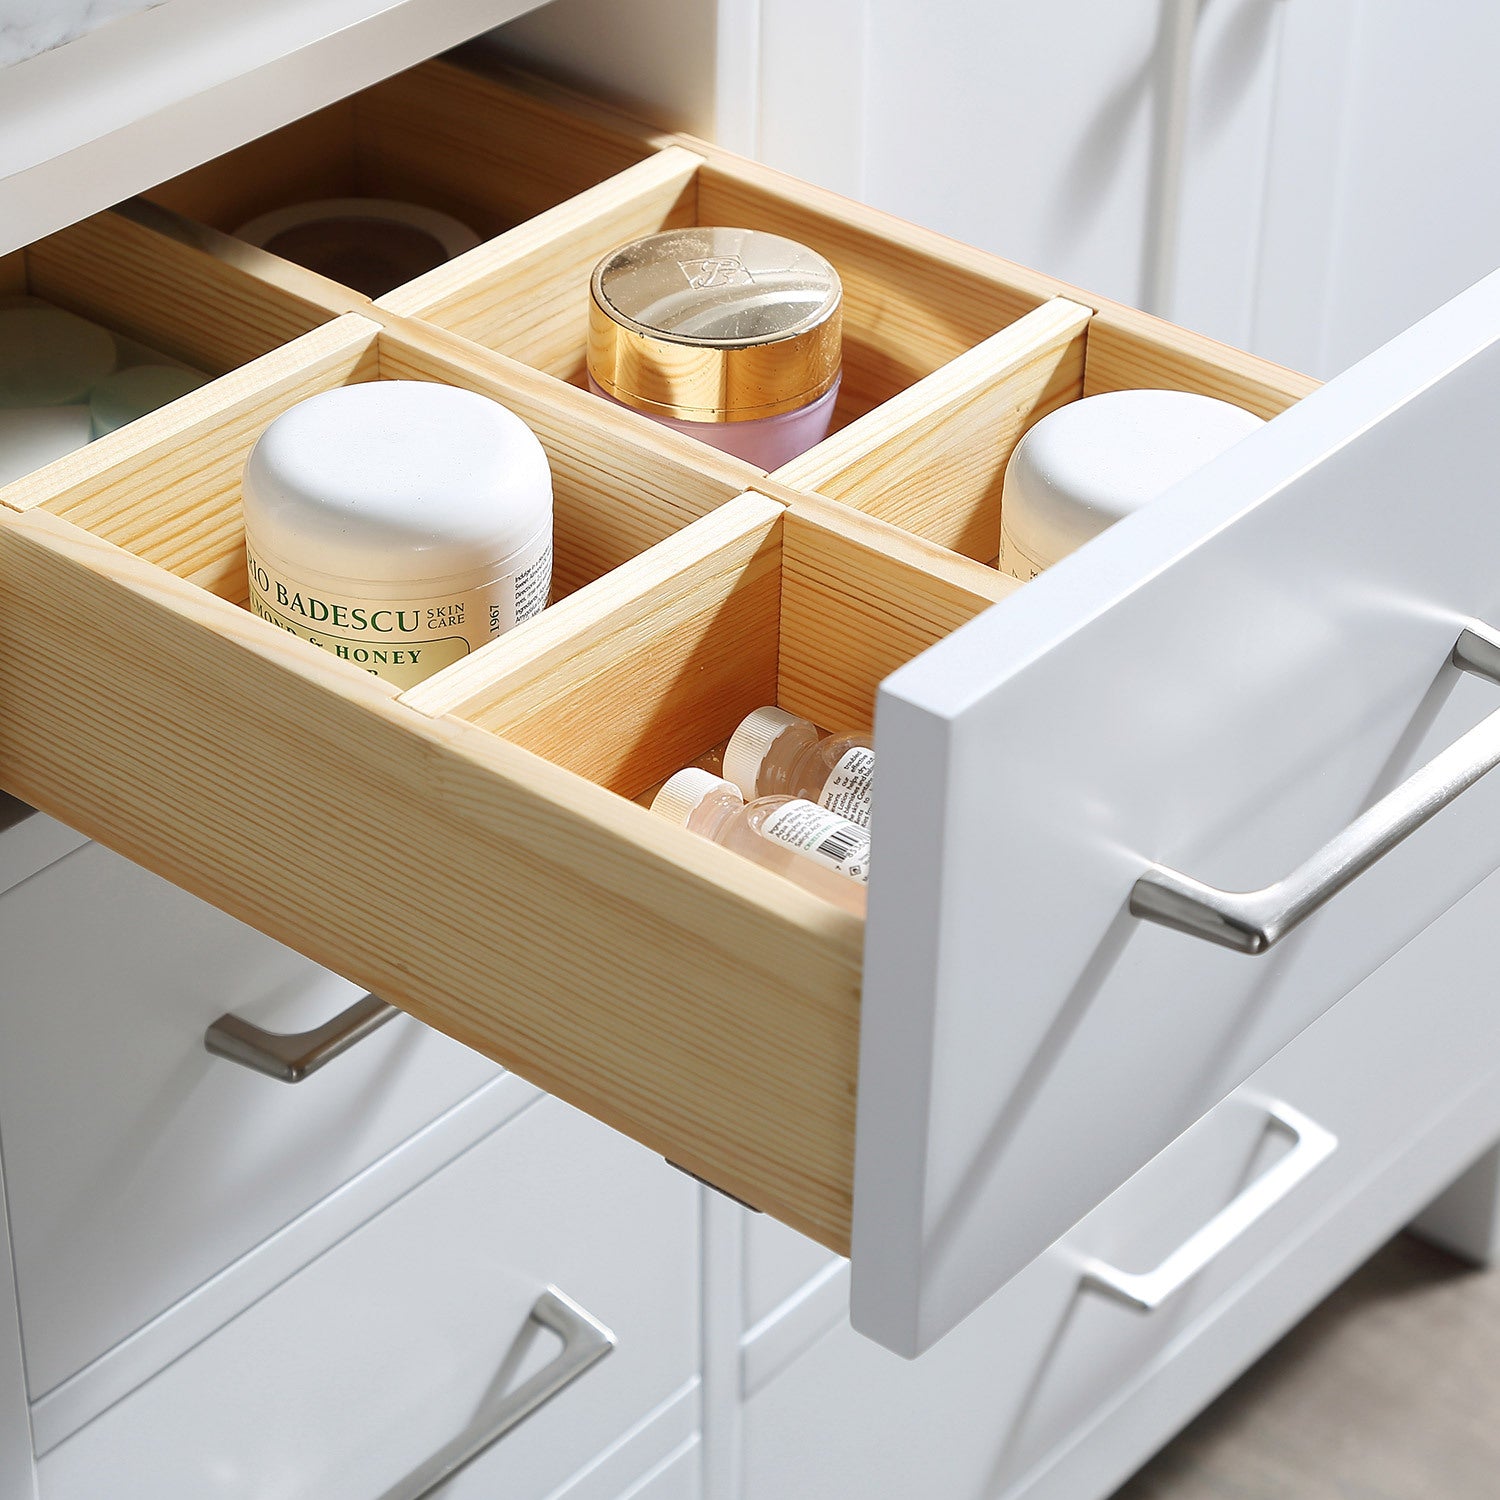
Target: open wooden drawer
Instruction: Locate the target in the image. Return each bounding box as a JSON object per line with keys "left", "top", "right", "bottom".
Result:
{"left": 7, "top": 58, "right": 1500, "bottom": 1364}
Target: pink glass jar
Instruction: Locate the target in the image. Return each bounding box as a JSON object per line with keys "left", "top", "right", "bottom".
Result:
{"left": 587, "top": 227, "right": 843, "bottom": 469}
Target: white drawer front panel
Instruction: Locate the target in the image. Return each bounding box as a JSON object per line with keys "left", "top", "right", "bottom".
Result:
{"left": 35, "top": 1098, "right": 700, "bottom": 1500}
{"left": 0, "top": 839, "right": 500, "bottom": 1396}
{"left": 751, "top": 861, "right": 1500, "bottom": 1498}
{"left": 859, "top": 267, "right": 1500, "bottom": 1352}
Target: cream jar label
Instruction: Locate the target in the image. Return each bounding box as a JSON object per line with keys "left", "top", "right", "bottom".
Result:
{"left": 997, "top": 522, "right": 1046, "bottom": 582}
{"left": 246, "top": 532, "right": 551, "bottom": 690}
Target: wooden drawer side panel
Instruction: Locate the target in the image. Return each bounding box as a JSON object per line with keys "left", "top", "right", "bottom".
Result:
{"left": 0, "top": 507, "right": 861, "bottom": 1251}
{"left": 353, "top": 58, "right": 669, "bottom": 239}
{"left": 1082, "top": 306, "right": 1321, "bottom": 414}
{"left": 148, "top": 100, "right": 359, "bottom": 233}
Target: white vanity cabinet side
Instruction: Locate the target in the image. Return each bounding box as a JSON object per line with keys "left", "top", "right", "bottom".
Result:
{"left": 1243, "top": 0, "right": 1500, "bottom": 379}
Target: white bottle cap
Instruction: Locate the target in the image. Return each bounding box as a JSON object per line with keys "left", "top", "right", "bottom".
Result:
{"left": 650, "top": 769, "right": 743, "bottom": 826}
{"left": 723, "top": 705, "right": 801, "bottom": 797}
{"left": 241, "top": 381, "right": 552, "bottom": 585}
{"left": 1001, "top": 389, "right": 1264, "bottom": 571}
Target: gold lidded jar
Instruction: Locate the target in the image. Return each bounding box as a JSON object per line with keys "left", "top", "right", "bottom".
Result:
{"left": 587, "top": 226, "right": 842, "bottom": 467}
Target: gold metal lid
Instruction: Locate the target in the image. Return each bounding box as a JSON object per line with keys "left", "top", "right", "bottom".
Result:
{"left": 588, "top": 227, "right": 843, "bottom": 422}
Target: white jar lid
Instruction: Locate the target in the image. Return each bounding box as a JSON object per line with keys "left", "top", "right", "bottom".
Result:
{"left": 241, "top": 381, "right": 552, "bottom": 585}
{"left": 1002, "top": 389, "right": 1265, "bottom": 567}
{"left": 650, "top": 768, "right": 743, "bottom": 826}
{"left": 723, "top": 705, "right": 800, "bottom": 797}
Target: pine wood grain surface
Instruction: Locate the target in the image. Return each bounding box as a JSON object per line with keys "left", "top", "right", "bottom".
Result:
{"left": 1113, "top": 1236, "right": 1500, "bottom": 1500}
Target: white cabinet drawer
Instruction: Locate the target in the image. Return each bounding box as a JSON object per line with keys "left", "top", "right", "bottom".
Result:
{"left": 7, "top": 58, "right": 1500, "bottom": 1360}
{"left": 739, "top": 861, "right": 1500, "bottom": 1498}
{"left": 0, "top": 837, "right": 502, "bottom": 1399}
{"left": 34, "top": 1096, "right": 700, "bottom": 1500}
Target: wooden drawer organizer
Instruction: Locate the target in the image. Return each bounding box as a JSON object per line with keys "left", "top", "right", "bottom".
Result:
{"left": 0, "top": 57, "right": 1320, "bottom": 1257}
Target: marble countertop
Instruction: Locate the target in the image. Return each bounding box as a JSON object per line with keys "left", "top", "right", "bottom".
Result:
{"left": 0, "top": 0, "right": 167, "bottom": 70}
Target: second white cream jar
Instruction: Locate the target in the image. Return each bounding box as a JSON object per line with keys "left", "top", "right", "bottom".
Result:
{"left": 241, "top": 381, "right": 553, "bottom": 690}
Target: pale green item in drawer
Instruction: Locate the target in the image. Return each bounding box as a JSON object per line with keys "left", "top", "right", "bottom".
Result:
{"left": 89, "top": 364, "right": 210, "bottom": 437}
{"left": 0, "top": 303, "right": 117, "bottom": 407}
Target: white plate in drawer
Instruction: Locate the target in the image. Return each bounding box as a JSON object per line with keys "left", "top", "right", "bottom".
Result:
{"left": 0, "top": 838, "right": 501, "bottom": 1396}
{"left": 34, "top": 1097, "right": 699, "bottom": 1500}
{"left": 857, "top": 267, "right": 1500, "bottom": 1352}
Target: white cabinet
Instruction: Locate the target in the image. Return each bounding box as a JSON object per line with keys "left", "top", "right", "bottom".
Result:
{"left": 501, "top": 1, "right": 1500, "bottom": 385}
{"left": 0, "top": 838, "right": 505, "bottom": 1406}
{"left": 500, "top": 0, "right": 1166, "bottom": 307}
{"left": 34, "top": 1098, "right": 700, "bottom": 1500}
{"left": 6, "top": 6, "right": 1500, "bottom": 1499}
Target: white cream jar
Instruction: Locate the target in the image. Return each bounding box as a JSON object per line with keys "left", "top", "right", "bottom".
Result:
{"left": 998, "top": 389, "right": 1265, "bottom": 580}
{"left": 241, "top": 381, "right": 552, "bottom": 690}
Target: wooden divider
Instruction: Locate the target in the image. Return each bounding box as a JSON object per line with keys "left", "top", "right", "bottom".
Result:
{"left": 25, "top": 210, "right": 338, "bottom": 375}
{"left": 379, "top": 148, "right": 704, "bottom": 381}
{"left": 775, "top": 298, "right": 1092, "bottom": 561}
{"left": 1081, "top": 305, "right": 1321, "bottom": 415}
{"left": 403, "top": 495, "right": 785, "bottom": 797}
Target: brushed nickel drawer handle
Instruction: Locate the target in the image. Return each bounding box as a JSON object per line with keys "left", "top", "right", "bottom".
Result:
{"left": 204, "top": 992, "right": 398, "bottom": 1081}
{"left": 1079, "top": 1099, "right": 1337, "bottom": 1312}
{"left": 1131, "top": 622, "right": 1500, "bottom": 953}
{"left": 386, "top": 1287, "right": 616, "bottom": 1500}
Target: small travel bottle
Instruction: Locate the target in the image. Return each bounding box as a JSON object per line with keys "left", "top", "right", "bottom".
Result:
{"left": 587, "top": 227, "right": 843, "bottom": 468}
{"left": 650, "top": 769, "right": 869, "bottom": 915}
{"left": 723, "top": 706, "right": 874, "bottom": 828}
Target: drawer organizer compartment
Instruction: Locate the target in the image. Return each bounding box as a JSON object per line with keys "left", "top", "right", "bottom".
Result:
{"left": 380, "top": 143, "right": 1077, "bottom": 434}
{"left": 7, "top": 314, "right": 760, "bottom": 611}
{"left": 0, "top": 208, "right": 337, "bottom": 500}
{"left": 770, "top": 292, "right": 1311, "bottom": 562}
{"left": 14, "top": 51, "right": 1498, "bottom": 1362}
{"left": 146, "top": 58, "right": 669, "bottom": 310}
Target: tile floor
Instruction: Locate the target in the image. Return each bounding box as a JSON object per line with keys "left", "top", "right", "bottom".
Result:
{"left": 1113, "top": 1234, "right": 1500, "bottom": 1499}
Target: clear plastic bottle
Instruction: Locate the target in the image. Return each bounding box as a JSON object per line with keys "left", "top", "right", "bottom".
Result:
{"left": 723, "top": 706, "right": 875, "bottom": 828}
{"left": 650, "top": 769, "right": 868, "bottom": 915}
